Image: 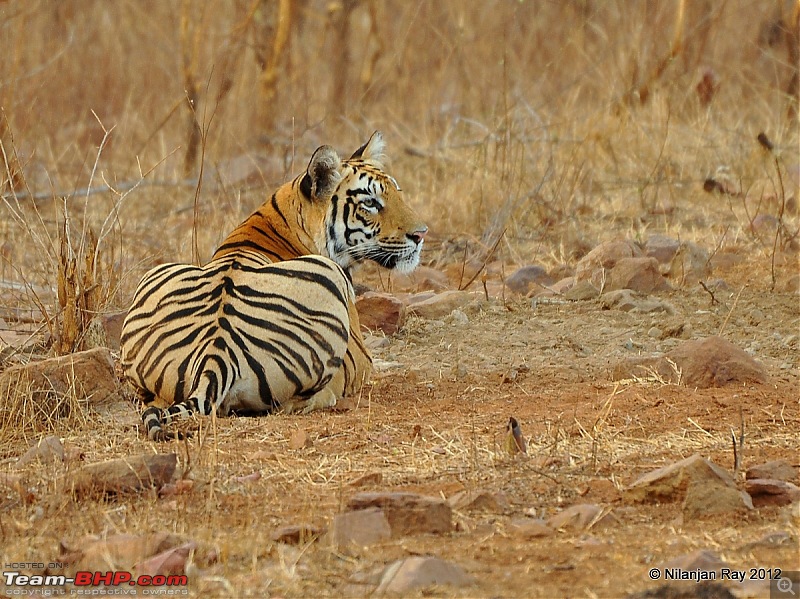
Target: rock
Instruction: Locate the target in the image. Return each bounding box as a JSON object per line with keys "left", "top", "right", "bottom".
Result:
{"left": 612, "top": 337, "right": 766, "bottom": 388}
{"left": 330, "top": 507, "right": 391, "bottom": 549}
{"left": 625, "top": 454, "right": 753, "bottom": 517}
{"left": 404, "top": 291, "right": 437, "bottom": 305}
{"left": 507, "top": 518, "right": 554, "bottom": 538}
{"left": 683, "top": 477, "right": 754, "bottom": 519}
{"left": 611, "top": 356, "right": 670, "bottom": 382}
{"left": 564, "top": 280, "right": 600, "bottom": 301}
{"left": 575, "top": 240, "right": 643, "bottom": 285}
{"left": 667, "top": 242, "right": 711, "bottom": 287}
{"left": 355, "top": 292, "right": 406, "bottom": 335}
{"left": 645, "top": 234, "right": 681, "bottom": 265}
{"left": 744, "top": 479, "right": 800, "bottom": 507}
{"left": 746, "top": 460, "right": 798, "bottom": 482}
{"left": 0, "top": 348, "right": 121, "bottom": 410}
{"left": 505, "top": 265, "right": 554, "bottom": 295}
{"left": 666, "top": 336, "right": 767, "bottom": 388}
{"left": 84, "top": 311, "right": 127, "bottom": 351}
{"left": 601, "top": 289, "right": 676, "bottom": 314}
{"left": 346, "top": 492, "right": 453, "bottom": 535}
{"left": 271, "top": 524, "right": 325, "bottom": 545}
{"left": 550, "top": 276, "right": 576, "bottom": 295}
{"left": 447, "top": 489, "right": 511, "bottom": 512}
{"left": 374, "top": 556, "right": 473, "bottom": 594}
{"left": 66, "top": 453, "right": 178, "bottom": 498}
{"left": 546, "top": 504, "right": 611, "bottom": 531}
{"left": 406, "top": 291, "right": 476, "bottom": 319}
{"left": 608, "top": 257, "right": 671, "bottom": 293}
{"left": 17, "top": 436, "right": 65, "bottom": 467}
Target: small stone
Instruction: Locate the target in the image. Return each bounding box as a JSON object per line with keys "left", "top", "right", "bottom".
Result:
{"left": 66, "top": 453, "right": 178, "bottom": 499}
{"left": 374, "top": 556, "right": 473, "bottom": 594}
{"left": 625, "top": 454, "right": 753, "bottom": 518}
{"left": 608, "top": 257, "right": 671, "bottom": 294}
{"left": 666, "top": 336, "right": 767, "bottom": 388}
{"left": 271, "top": 524, "right": 325, "bottom": 545}
{"left": 647, "top": 327, "right": 663, "bottom": 339}
{"left": 407, "top": 291, "right": 475, "bottom": 319}
{"left": 507, "top": 518, "right": 554, "bottom": 538}
{"left": 667, "top": 241, "right": 711, "bottom": 287}
{"left": 746, "top": 460, "right": 798, "bottom": 482}
{"left": 600, "top": 289, "right": 676, "bottom": 314}
{"left": 564, "top": 280, "right": 600, "bottom": 301}
{"left": 355, "top": 292, "right": 406, "bottom": 335}
{"left": 346, "top": 492, "right": 453, "bottom": 536}
{"left": 546, "top": 504, "right": 610, "bottom": 531}
{"left": 505, "top": 265, "right": 554, "bottom": 295}
{"left": 550, "top": 276, "right": 576, "bottom": 295}
{"left": 645, "top": 234, "right": 681, "bottom": 265}
{"left": 575, "top": 240, "right": 643, "bottom": 284}
{"left": 0, "top": 347, "right": 121, "bottom": 407}
{"left": 330, "top": 507, "right": 391, "bottom": 549}
{"left": 745, "top": 479, "right": 800, "bottom": 507}
{"left": 447, "top": 489, "right": 511, "bottom": 513}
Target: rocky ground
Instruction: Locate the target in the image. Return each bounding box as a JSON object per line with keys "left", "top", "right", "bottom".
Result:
{"left": 0, "top": 231, "right": 798, "bottom": 598}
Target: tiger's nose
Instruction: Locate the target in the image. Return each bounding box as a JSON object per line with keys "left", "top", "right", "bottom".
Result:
{"left": 407, "top": 225, "right": 428, "bottom": 245}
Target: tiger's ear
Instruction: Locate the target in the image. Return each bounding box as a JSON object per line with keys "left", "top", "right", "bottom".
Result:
{"left": 301, "top": 145, "right": 342, "bottom": 200}
{"left": 349, "top": 130, "right": 386, "bottom": 167}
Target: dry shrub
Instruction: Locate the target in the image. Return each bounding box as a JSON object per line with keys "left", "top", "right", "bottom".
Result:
{"left": 0, "top": 369, "right": 88, "bottom": 450}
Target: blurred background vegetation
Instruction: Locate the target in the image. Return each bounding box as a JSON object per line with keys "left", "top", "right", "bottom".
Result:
{"left": 0, "top": 0, "right": 798, "bottom": 315}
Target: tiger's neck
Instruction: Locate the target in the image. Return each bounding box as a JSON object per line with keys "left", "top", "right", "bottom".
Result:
{"left": 211, "top": 177, "right": 325, "bottom": 263}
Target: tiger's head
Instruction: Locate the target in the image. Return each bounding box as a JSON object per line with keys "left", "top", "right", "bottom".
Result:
{"left": 214, "top": 131, "right": 427, "bottom": 274}
{"left": 300, "top": 131, "right": 427, "bottom": 274}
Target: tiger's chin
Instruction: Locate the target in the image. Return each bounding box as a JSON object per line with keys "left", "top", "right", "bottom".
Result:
{"left": 370, "top": 247, "right": 422, "bottom": 274}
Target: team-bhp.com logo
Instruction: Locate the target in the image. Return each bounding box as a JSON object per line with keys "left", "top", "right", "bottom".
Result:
{"left": 4, "top": 569, "right": 188, "bottom": 596}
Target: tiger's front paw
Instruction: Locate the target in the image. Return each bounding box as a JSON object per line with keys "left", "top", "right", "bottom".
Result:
{"left": 301, "top": 387, "right": 337, "bottom": 414}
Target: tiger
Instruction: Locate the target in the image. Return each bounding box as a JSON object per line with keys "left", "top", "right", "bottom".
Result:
{"left": 120, "top": 131, "right": 426, "bottom": 440}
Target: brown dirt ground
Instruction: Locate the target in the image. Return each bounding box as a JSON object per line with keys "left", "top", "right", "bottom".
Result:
{"left": 1, "top": 254, "right": 798, "bottom": 598}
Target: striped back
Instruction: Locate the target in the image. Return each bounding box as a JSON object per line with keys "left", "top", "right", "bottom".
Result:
{"left": 120, "top": 252, "right": 352, "bottom": 439}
